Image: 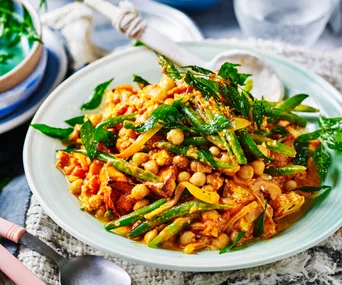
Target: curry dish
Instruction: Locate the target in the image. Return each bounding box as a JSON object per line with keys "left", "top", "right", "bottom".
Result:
{"left": 32, "top": 54, "right": 339, "bottom": 254}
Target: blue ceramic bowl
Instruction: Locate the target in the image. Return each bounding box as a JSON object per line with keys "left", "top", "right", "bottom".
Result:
{"left": 0, "top": 47, "right": 47, "bottom": 118}
{"left": 154, "top": 0, "right": 221, "bottom": 12}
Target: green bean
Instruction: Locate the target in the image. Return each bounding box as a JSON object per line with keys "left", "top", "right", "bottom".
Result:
{"left": 182, "top": 137, "right": 210, "bottom": 146}
{"left": 226, "top": 130, "right": 247, "bottom": 164}
{"left": 238, "top": 132, "right": 271, "bottom": 160}
{"left": 96, "top": 114, "right": 137, "bottom": 129}
{"left": 264, "top": 165, "right": 306, "bottom": 176}
{"left": 73, "top": 149, "right": 159, "bottom": 182}
{"left": 265, "top": 107, "right": 307, "bottom": 127}
{"left": 293, "top": 104, "right": 319, "bottom": 113}
{"left": 157, "top": 141, "right": 239, "bottom": 171}
{"left": 148, "top": 215, "right": 194, "bottom": 248}
{"left": 275, "top": 94, "right": 309, "bottom": 110}
{"left": 128, "top": 200, "right": 229, "bottom": 238}
{"left": 105, "top": 199, "right": 167, "bottom": 231}
{"left": 249, "top": 133, "right": 296, "bottom": 157}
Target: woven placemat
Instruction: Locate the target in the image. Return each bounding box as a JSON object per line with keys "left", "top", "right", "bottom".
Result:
{"left": 3, "top": 38, "right": 342, "bottom": 285}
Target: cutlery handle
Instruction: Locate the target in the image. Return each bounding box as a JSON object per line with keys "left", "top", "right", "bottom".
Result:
{"left": 84, "top": 0, "right": 206, "bottom": 66}
{"left": 0, "top": 217, "right": 26, "bottom": 243}
{"left": 0, "top": 244, "right": 46, "bottom": 285}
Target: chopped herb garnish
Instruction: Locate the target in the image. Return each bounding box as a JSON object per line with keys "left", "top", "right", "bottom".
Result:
{"left": 252, "top": 100, "right": 265, "bottom": 131}
{"left": 218, "top": 62, "right": 251, "bottom": 86}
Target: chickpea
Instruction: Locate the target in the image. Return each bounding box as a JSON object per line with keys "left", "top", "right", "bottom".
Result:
{"left": 132, "top": 152, "right": 149, "bottom": 166}
{"left": 177, "top": 171, "right": 191, "bottom": 183}
{"left": 164, "top": 98, "right": 175, "bottom": 105}
{"left": 284, "top": 180, "right": 297, "bottom": 191}
{"left": 202, "top": 185, "right": 214, "bottom": 192}
{"left": 144, "top": 229, "right": 158, "bottom": 244}
{"left": 69, "top": 179, "right": 83, "bottom": 195}
{"left": 173, "top": 155, "right": 189, "bottom": 168}
{"left": 85, "top": 114, "right": 102, "bottom": 127}
{"left": 190, "top": 161, "right": 212, "bottom": 173}
{"left": 143, "top": 160, "right": 159, "bottom": 175}
{"left": 209, "top": 146, "right": 221, "bottom": 157}
{"left": 237, "top": 165, "right": 254, "bottom": 180}
{"left": 250, "top": 160, "right": 265, "bottom": 176}
{"left": 95, "top": 206, "right": 106, "bottom": 219}
{"left": 133, "top": 199, "right": 150, "bottom": 211}
{"left": 220, "top": 152, "right": 230, "bottom": 162}
{"left": 167, "top": 129, "right": 184, "bottom": 145}
{"left": 131, "top": 184, "right": 150, "bottom": 200}
{"left": 212, "top": 233, "right": 230, "bottom": 250}
{"left": 179, "top": 231, "right": 195, "bottom": 245}
{"left": 189, "top": 172, "right": 206, "bottom": 187}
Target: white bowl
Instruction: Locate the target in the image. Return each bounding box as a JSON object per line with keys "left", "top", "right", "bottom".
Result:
{"left": 0, "top": 0, "right": 43, "bottom": 93}
{"left": 23, "top": 42, "right": 342, "bottom": 271}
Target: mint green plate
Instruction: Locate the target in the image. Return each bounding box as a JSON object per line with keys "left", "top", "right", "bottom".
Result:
{"left": 23, "top": 42, "right": 342, "bottom": 271}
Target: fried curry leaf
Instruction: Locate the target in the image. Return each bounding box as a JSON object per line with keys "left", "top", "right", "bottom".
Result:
{"left": 193, "top": 114, "right": 231, "bottom": 135}
{"left": 297, "top": 185, "right": 331, "bottom": 193}
{"left": 184, "top": 72, "right": 220, "bottom": 100}
{"left": 95, "top": 127, "right": 117, "bottom": 147}
{"left": 265, "top": 125, "right": 289, "bottom": 138}
{"left": 65, "top": 115, "right": 85, "bottom": 127}
{"left": 219, "top": 232, "right": 246, "bottom": 254}
{"left": 221, "top": 84, "right": 250, "bottom": 118}
{"left": 183, "top": 65, "right": 214, "bottom": 75}
{"left": 218, "top": 62, "right": 251, "bottom": 86}
{"left": 31, "top": 124, "right": 73, "bottom": 140}
{"left": 80, "top": 120, "right": 98, "bottom": 160}
{"left": 253, "top": 202, "right": 268, "bottom": 238}
{"left": 131, "top": 99, "right": 185, "bottom": 132}
{"left": 252, "top": 100, "right": 265, "bottom": 131}
{"left": 157, "top": 54, "right": 181, "bottom": 81}
{"left": 312, "top": 144, "right": 331, "bottom": 182}
{"left": 293, "top": 130, "right": 321, "bottom": 166}
{"left": 133, "top": 74, "right": 150, "bottom": 86}
{"left": 81, "top": 78, "right": 114, "bottom": 110}
{"left": 198, "top": 148, "right": 216, "bottom": 170}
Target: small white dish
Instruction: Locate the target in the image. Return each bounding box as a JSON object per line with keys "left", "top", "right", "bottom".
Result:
{"left": 0, "top": 27, "right": 67, "bottom": 134}
{"left": 0, "top": 0, "right": 43, "bottom": 93}
{"left": 0, "top": 47, "right": 47, "bottom": 118}
{"left": 23, "top": 41, "right": 342, "bottom": 272}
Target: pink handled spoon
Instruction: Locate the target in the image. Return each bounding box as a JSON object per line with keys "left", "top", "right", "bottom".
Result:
{"left": 0, "top": 217, "right": 131, "bottom": 285}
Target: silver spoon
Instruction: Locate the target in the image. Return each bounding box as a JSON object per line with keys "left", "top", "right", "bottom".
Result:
{"left": 0, "top": 217, "right": 131, "bottom": 285}
{"left": 84, "top": 0, "right": 284, "bottom": 101}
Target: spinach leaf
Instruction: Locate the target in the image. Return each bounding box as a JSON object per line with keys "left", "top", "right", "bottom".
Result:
{"left": 65, "top": 115, "right": 85, "bottom": 127}
{"left": 81, "top": 78, "right": 114, "bottom": 110}
{"left": 312, "top": 144, "right": 331, "bottom": 182}
{"left": 133, "top": 74, "right": 150, "bottom": 86}
{"left": 184, "top": 72, "right": 220, "bottom": 100}
{"left": 157, "top": 54, "right": 181, "bottom": 81}
{"left": 253, "top": 202, "right": 267, "bottom": 238}
{"left": 218, "top": 62, "right": 251, "bottom": 85}
{"left": 80, "top": 120, "right": 98, "bottom": 160}
{"left": 297, "top": 185, "right": 331, "bottom": 193}
{"left": 252, "top": 100, "right": 265, "bottom": 131}
{"left": 219, "top": 232, "right": 246, "bottom": 254}
{"left": 31, "top": 124, "right": 73, "bottom": 140}
{"left": 0, "top": 53, "right": 14, "bottom": 64}
{"left": 319, "top": 116, "right": 342, "bottom": 129}
{"left": 310, "top": 186, "right": 332, "bottom": 209}
{"left": 193, "top": 114, "right": 231, "bottom": 135}
{"left": 183, "top": 65, "right": 214, "bottom": 75}
{"left": 295, "top": 130, "right": 321, "bottom": 143}
{"left": 95, "top": 127, "right": 117, "bottom": 147}
{"left": 318, "top": 117, "right": 342, "bottom": 151}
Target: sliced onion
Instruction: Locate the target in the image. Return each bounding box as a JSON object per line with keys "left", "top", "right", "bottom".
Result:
{"left": 117, "top": 124, "right": 162, "bottom": 159}
{"left": 226, "top": 201, "right": 259, "bottom": 231}
{"left": 231, "top": 118, "right": 251, "bottom": 131}
{"left": 183, "top": 182, "right": 220, "bottom": 204}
